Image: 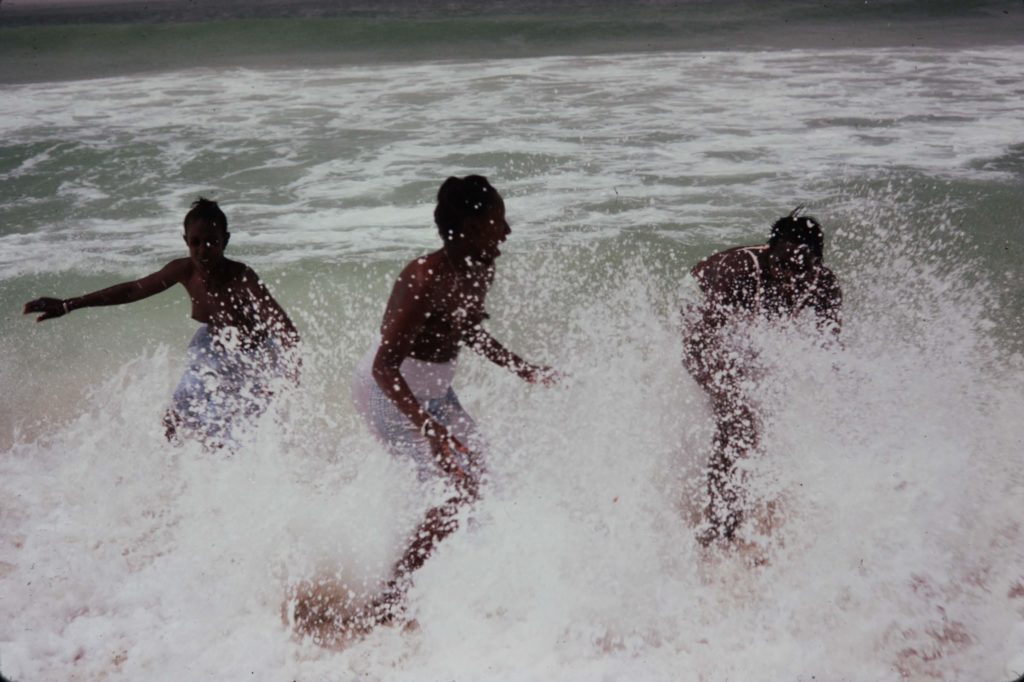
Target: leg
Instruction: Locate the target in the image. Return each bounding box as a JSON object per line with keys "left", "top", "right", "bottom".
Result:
{"left": 699, "top": 391, "right": 759, "bottom": 546}
{"left": 344, "top": 389, "right": 482, "bottom": 631}
{"left": 349, "top": 493, "right": 467, "bottom": 630}
{"left": 162, "top": 408, "right": 182, "bottom": 444}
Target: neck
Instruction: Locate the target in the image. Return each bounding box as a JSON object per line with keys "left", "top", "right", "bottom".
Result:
{"left": 196, "top": 260, "right": 227, "bottom": 283}
{"left": 443, "top": 245, "right": 489, "bottom": 274}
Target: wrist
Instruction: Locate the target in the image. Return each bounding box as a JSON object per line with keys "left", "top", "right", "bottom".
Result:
{"left": 61, "top": 299, "right": 71, "bottom": 314}
{"left": 420, "top": 419, "right": 442, "bottom": 438}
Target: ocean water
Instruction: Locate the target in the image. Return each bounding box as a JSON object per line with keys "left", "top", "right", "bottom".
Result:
{"left": 2, "top": 3, "right": 1024, "bottom": 681}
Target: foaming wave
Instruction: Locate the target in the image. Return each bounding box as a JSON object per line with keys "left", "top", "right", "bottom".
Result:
{"left": 2, "top": 191, "right": 1022, "bottom": 680}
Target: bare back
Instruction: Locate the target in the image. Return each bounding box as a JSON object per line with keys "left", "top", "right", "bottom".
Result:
{"left": 692, "top": 244, "right": 840, "bottom": 326}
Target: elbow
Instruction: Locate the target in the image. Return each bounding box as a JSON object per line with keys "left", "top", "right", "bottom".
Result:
{"left": 371, "top": 351, "right": 402, "bottom": 392}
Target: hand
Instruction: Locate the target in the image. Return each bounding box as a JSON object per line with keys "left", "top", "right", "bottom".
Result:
{"left": 282, "top": 353, "right": 302, "bottom": 386}
{"left": 23, "top": 297, "right": 67, "bottom": 322}
{"left": 518, "top": 364, "right": 563, "bottom": 387}
{"left": 423, "top": 422, "right": 480, "bottom": 500}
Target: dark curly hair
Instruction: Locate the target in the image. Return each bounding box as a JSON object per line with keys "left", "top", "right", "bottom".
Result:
{"left": 769, "top": 211, "right": 824, "bottom": 263}
{"left": 183, "top": 197, "right": 228, "bottom": 233}
{"left": 434, "top": 175, "right": 500, "bottom": 243}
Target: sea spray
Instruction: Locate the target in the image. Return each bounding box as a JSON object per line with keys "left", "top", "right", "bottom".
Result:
{"left": 3, "top": 44, "right": 1023, "bottom": 681}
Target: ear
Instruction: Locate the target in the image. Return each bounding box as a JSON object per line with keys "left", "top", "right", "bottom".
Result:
{"left": 182, "top": 233, "right": 188, "bottom": 245}
{"left": 460, "top": 212, "right": 481, "bottom": 234}
{"left": 223, "top": 232, "right": 231, "bottom": 248}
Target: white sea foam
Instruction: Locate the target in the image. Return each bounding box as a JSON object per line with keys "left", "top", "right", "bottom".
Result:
{"left": 3, "top": 189, "right": 1023, "bottom": 680}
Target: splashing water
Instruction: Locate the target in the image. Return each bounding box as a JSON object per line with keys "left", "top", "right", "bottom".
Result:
{"left": 2, "top": 178, "right": 1022, "bottom": 681}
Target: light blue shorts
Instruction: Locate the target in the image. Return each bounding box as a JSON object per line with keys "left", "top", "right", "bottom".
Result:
{"left": 170, "top": 325, "right": 283, "bottom": 446}
{"left": 358, "top": 374, "right": 482, "bottom": 483}
{"left": 351, "top": 342, "right": 485, "bottom": 482}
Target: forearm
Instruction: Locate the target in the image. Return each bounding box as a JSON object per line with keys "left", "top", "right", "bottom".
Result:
{"left": 814, "top": 289, "right": 842, "bottom": 339}
{"left": 374, "top": 354, "right": 476, "bottom": 485}
{"left": 282, "top": 318, "right": 300, "bottom": 346}
{"left": 683, "top": 319, "right": 727, "bottom": 389}
{"left": 465, "top": 328, "right": 530, "bottom": 375}
{"left": 267, "top": 311, "right": 300, "bottom": 349}
{"left": 65, "top": 281, "right": 151, "bottom": 311}
{"left": 372, "top": 361, "right": 433, "bottom": 433}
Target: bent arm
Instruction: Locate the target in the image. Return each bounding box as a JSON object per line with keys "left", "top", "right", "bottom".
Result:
{"left": 682, "top": 262, "right": 739, "bottom": 392}
{"left": 371, "top": 263, "right": 479, "bottom": 486}
{"left": 813, "top": 271, "right": 842, "bottom": 338}
{"left": 373, "top": 262, "right": 440, "bottom": 435}
{"left": 682, "top": 298, "right": 730, "bottom": 391}
{"left": 244, "top": 270, "right": 300, "bottom": 349}
{"left": 23, "top": 259, "right": 187, "bottom": 321}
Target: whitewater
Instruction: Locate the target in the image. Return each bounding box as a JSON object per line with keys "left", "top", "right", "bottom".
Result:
{"left": 2, "top": 46, "right": 1023, "bottom": 681}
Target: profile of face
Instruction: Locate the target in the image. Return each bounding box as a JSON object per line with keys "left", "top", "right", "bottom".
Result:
{"left": 457, "top": 196, "right": 511, "bottom": 266}
{"left": 184, "top": 218, "right": 229, "bottom": 273}
{"left": 766, "top": 239, "right": 816, "bottom": 284}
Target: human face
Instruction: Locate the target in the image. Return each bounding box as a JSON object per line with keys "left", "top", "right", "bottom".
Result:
{"left": 184, "top": 219, "right": 229, "bottom": 273}
{"left": 766, "top": 239, "right": 816, "bottom": 285}
{"left": 459, "top": 198, "right": 511, "bottom": 266}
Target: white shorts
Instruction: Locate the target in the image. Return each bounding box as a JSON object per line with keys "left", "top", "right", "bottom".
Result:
{"left": 351, "top": 343, "right": 482, "bottom": 482}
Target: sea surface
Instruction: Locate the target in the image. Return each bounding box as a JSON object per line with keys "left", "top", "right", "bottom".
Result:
{"left": 1, "top": 2, "right": 1023, "bottom": 680}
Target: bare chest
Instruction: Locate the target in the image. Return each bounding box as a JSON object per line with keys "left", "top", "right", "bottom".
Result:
{"left": 183, "top": 272, "right": 256, "bottom": 327}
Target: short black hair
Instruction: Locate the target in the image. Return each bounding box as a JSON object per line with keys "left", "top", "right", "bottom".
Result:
{"left": 434, "top": 175, "right": 500, "bottom": 243}
{"left": 183, "top": 197, "right": 228, "bottom": 233}
{"left": 769, "top": 213, "right": 824, "bottom": 262}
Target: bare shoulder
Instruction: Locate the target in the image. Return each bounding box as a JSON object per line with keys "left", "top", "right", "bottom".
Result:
{"left": 228, "top": 261, "right": 273, "bottom": 298}
{"left": 692, "top": 245, "right": 762, "bottom": 291}
{"left": 397, "top": 250, "right": 446, "bottom": 291}
{"left": 159, "top": 257, "right": 193, "bottom": 282}
{"left": 237, "top": 260, "right": 260, "bottom": 281}
{"left": 216, "top": 258, "right": 256, "bottom": 282}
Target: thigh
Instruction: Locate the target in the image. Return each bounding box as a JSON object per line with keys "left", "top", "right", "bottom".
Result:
{"left": 430, "top": 388, "right": 487, "bottom": 471}
{"left": 367, "top": 384, "right": 439, "bottom": 479}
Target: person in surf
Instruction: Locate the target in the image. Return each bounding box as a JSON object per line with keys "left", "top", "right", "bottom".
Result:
{"left": 329, "top": 175, "right": 558, "bottom": 640}
{"left": 22, "top": 198, "right": 300, "bottom": 447}
{"left": 682, "top": 207, "right": 841, "bottom": 547}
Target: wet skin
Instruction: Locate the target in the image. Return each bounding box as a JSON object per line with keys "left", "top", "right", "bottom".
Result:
{"left": 684, "top": 238, "right": 841, "bottom": 545}
{"left": 372, "top": 195, "right": 554, "bottom": 468}
{"left": 23, "top": 218, "right": 299, "bottom": 351}
{"left": 22, "top": 217, "right": 300, "bottom": 443}
{"left": 351, "top": 191, "right": 557, "bottom": 632}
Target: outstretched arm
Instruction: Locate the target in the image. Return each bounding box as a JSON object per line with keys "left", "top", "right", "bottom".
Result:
{"left": 462, "top": 326, "right": 557, "bottom": 385}
{"left": 23, "top": 259, "right": 188, "bottom": 322}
